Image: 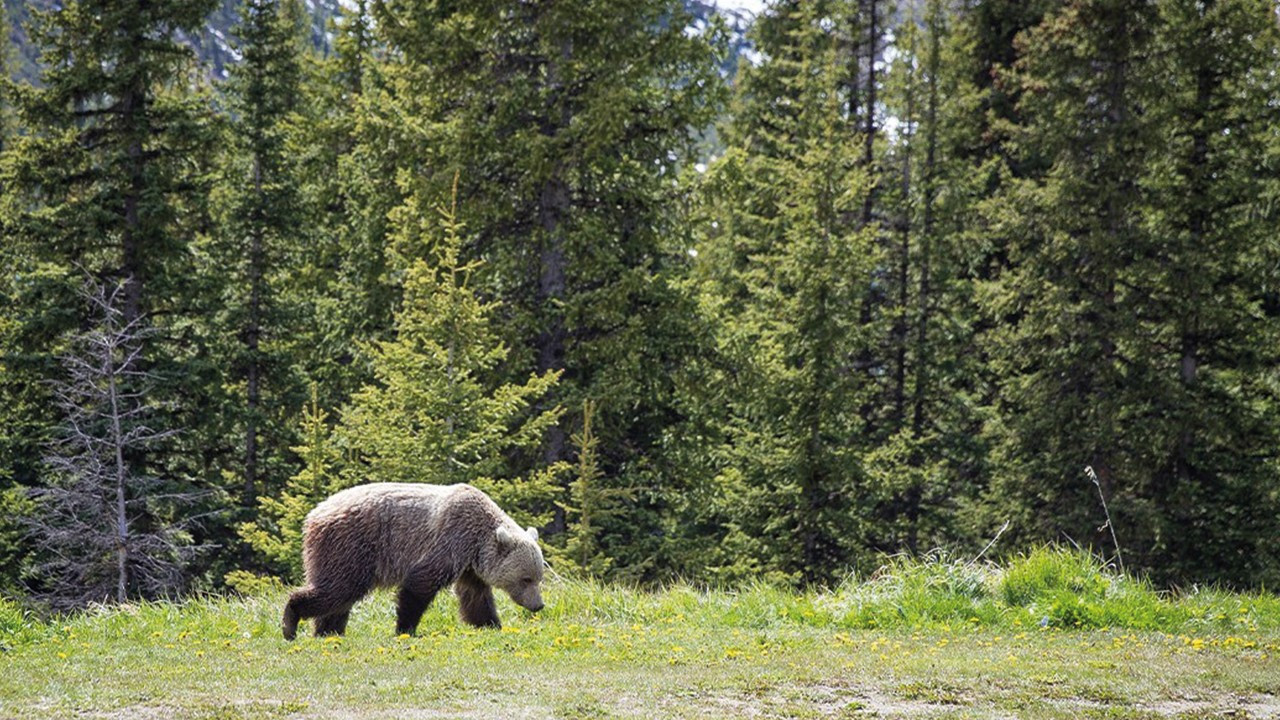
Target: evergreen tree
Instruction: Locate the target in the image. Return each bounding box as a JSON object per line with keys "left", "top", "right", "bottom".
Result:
{"left": 0, "top": 0, "right": 219, "bottom": 591}
{"left": 864, "top": 0, "right": 966, "bottom": 556}
{"left": 969, "top": 0, "right": 1280, "bottom": 587}
{"left": 238, "top": 385, "right": 340, "bottom": 581}
{"left": 215, "top": 0, "right": 308, "bottom": 508}
{"left": 977, "top": 0, "right": 1161, "bottom": 557}
{"left": 366, "top": 0, "right": 724, "bottom": 578}
{"left": 1130, "top": 0, "right": 1280, "bottom": 585}
{"left": 563, "top": 400, "right": 630, "bottom": 577}
{"left": 335, "top": 184, "right": 566, "bottom": 524}
{"left": 695, "top": 0, "right": 882, "bottom": 585}
{"left": 0, "top": 0, "right": 30, "bottom": 593}
{"left": 3, "top": 0, "right": 217, "bottom": 331}
{"left": 891, "top": 0, "right": 1063, "bottom": 553}
{"left": 290, "top": 0, "right": 397, "bottom": 404}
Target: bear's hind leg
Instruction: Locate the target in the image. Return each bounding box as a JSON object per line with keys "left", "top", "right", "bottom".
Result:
{"left": 283, "top": 582, "right": 368, "bottom": 640}
{"left": 455, "top": 570, "right": 500, "bottom": 629}
{"left": 282, "top": 587, "right": 311, "bottom": 640}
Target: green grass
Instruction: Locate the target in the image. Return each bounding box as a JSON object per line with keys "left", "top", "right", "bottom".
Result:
{"left": 2, "top": 550, "right": 1278, "bottom": 719}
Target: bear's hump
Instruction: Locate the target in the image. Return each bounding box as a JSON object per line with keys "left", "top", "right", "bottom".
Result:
{"left": 304, "top": 482, "right": 477, "bottom": 526}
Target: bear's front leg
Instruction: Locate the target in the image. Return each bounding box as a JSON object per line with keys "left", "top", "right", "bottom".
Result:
{"left": 396, "top": 559, "right": 455, "bottom": 635}
{"left": 455, "top": 569, "right": 500, "bottom": 628}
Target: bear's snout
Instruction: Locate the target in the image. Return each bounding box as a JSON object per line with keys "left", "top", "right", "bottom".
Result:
{"left": 514, "top": 589, "right": 544, "bottom": 612}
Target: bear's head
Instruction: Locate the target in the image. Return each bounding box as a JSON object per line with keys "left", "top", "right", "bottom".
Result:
{"left": 482, "top": 525, "right": 545, "bottom": 612}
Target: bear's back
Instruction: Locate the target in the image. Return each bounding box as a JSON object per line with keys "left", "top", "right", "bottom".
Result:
{"left": 307, "top": 482, "right": 455, "bottom": 521}
{"left": 303, "top": 483, "right": 505, "bottom": 586}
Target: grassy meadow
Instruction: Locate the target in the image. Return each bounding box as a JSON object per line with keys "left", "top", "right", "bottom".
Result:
{"left": 1, "top": 550, "right": 1278, "bottom": 719}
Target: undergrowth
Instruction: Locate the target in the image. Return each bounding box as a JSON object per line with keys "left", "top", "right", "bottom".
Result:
{"left": 2, "top": 548, "right": 1275, "bottom": 652}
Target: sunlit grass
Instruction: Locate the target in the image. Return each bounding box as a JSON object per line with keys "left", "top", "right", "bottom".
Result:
{"left": 2, "top": 549, "right": 1278, "bottom": 718}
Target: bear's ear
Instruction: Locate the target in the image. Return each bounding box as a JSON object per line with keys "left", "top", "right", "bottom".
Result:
{"left": 495, "top": 525, "right": 518, "bottom": 548}
{"left": 526, "top": 526, "right": 539, "bottom": 542}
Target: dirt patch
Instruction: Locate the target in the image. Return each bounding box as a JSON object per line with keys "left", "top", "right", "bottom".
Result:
{"left": 1141, "top": 693, "right": 1280, "bottom": 719}
{"left": 697, "top": 681, "right": 980, "bottom": 718}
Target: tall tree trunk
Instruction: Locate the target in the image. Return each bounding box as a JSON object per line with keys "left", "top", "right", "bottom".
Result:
{"left": 860, "top": 0, "right": 878, "bottom": 228}
{"left": 537, "top": 35, "right": 573, "bottom": 534}
{"left": 906, "top": 1, "right": 943, "bottom": 556}
{"left": 1090, "top": 4, "right": 1138, "bottom": 529}
{"left": 120, "top": 87, "right": 146, "bottom": 334}
{"left": 892, "top": 25, "right": 916, "bottom": 430}
{"left": 107, "top": 330, "right": 129, "bottom": 603}
{"left": 854, "top": 0, "right": 882, "bottom": 435}
{"left": 1175, "top": 3, "right": 1215, "bottom": 488}
{"left": 246, "top": 153, "right": 264, "bottom": 506}
{"left": 118, "top": 11, "right": 148, "bottom": 525}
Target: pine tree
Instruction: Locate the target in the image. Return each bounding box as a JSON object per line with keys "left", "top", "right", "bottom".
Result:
{"left": 336, "top": 181, "right": 566, "bottom": 524}
{"left": 238, "top": 385, "right": 340, "bottom": 581}
{"left": 695, "top": 0, "right": 882, "bottom": 585}
{"left": 216, "top": 0, "right": 308, "bottom": 508}
{"left": 563, "top": 400, "right": 630, "bottom": 577}
{"left": 365, "top": 0, "right": 724, "bottom": 577}
{"left": 0, "top": 0, "right": 219, "bottom": 591}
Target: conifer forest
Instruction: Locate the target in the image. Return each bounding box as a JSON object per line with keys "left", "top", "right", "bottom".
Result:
{"left": 2, "top": 0, "right": 1280, "bottom": 608}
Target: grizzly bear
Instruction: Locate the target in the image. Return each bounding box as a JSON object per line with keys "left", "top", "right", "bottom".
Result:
{"left": 281, "top": 482, "right": 545, "bottom": 640}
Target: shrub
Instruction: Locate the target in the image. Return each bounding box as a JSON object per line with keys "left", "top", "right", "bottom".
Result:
{"left": 1000, "top": 547, "right": 1112, "bottom": 607}
{"left": 0, "top": 596, "right": 44, "bottom": 650}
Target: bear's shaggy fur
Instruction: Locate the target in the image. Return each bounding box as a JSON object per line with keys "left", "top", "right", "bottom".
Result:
{"left": 282, "top": 483, "right": 544, "bottom": 640}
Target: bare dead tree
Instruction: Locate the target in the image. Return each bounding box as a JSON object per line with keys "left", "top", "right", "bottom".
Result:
{"left": 27, "top": 277, "right": 203, "bottom": 610}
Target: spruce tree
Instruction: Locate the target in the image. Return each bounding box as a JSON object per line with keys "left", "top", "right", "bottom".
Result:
{"left": 695, "top": 0, "right": 882, "bottom": 585}
{"left": 216, "top": 0, "right": 308, "bottom": 508}
{"left": 863, "top": 0, "right": 962, "bottom": 556}
{"left": 0, "top": 0, "right": 218, "bottom": 590}
{"left": 978, "top": 0, "right": 1160, "bottom": 557}
{"left": 336, "top": 184, "right": 566, "bottom": 524}
{"left": 4, "top": 0, "right": 216, "bottom": 331}
{"left": 366, "top": 0, "right": 723, "bottom": 577}
{"left": 290, "top": 0, "right": 398, "bottom": 404}
{"left": 563, "top": 400, "right": 629, "bottom": 577}
{"left": 1131, "top": 0, "right": 1280, "bottom": 585}
{"left": 972, "top": 0, "right": 1280, "bottom": 586}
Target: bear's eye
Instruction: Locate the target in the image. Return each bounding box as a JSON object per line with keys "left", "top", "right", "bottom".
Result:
{"left": 522, "top": 576, "right": 534, "bottom": 584}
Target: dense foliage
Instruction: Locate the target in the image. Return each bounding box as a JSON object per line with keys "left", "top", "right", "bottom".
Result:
{"left": 2, "top": 0, "right": 1278, "bottom": 604}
